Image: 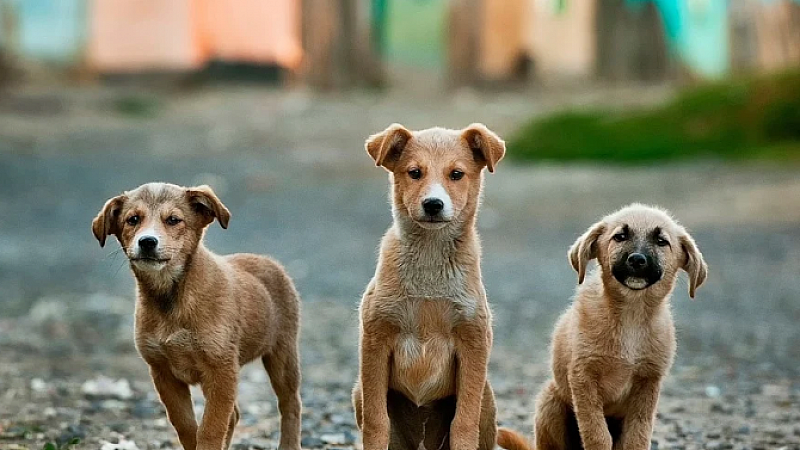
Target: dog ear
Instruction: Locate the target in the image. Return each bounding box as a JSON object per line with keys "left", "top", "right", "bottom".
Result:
{"left": 92, "top": 195, "right": 126, "bottom": 247}
{"left": 568, "top": 221, "right": 605, "bottom": 284}
{"left": 462, "top": 123, "right": 506, "bottom": 173}
{"left": 187, "top": 185, "right": 231, "bottom": 229}
{"left": 365, "top": 123, "right": 413, "bottom": 172}
{"left": 680, "top": 232, "right": 707, "bottom": 299}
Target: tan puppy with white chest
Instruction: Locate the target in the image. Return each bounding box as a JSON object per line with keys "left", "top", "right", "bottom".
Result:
{"left": 499, "top": 204, "right": 708, "bottom": 450}
{"left": 92, "top": 183, "right": 302, "bottom": 450}
{"left": 353, "top": 124, "right": 505, "bottom": 450}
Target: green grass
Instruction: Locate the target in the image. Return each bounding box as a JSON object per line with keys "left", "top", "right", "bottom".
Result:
{"left": 508, "top": 71, "right": 800, "bottom": 163}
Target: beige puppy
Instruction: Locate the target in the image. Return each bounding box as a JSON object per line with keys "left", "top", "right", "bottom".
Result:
{"left": 499, "top": 204, "right": 708, "bottom": 450}
{"left": 92, "top": 183, "right": 302, "bottom": 450}
{"left": 352, "top": 123, "right": 506, "bottom": 450}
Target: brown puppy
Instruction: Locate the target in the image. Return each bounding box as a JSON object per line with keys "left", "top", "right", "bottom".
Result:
{"left": 92, "top": 183, "right": 302, "bottom": 450}
{"left": 499, "top": 204, "right": 708, "bottom": 450}
{"left": 352, "top": 123, "right": 506, "bottom": 450}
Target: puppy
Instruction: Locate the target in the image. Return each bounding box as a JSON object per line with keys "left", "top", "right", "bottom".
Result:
{"left": 92, "top": 183, "right": 302, "bottom": 450}
{"left": 498, "top": 204, "right": 707, "bottom": 450}
{"left": 352, "top": 123, "right": 506, "bottom": 450}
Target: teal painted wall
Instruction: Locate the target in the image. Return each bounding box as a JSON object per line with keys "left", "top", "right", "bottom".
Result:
{"left": 0, "top": 0, "right": 86, "bottom": 64}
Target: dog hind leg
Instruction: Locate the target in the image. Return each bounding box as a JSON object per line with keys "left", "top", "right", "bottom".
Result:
{"left": 263, "top": 346, "right": 302, "bottom": 450}
{"left": 534, "top": 380, "right": 572, "bottom": 450}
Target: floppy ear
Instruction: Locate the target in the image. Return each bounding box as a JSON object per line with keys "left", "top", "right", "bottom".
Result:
{"left": 680, "top": 232, "right": 707, "bottom": 299}
{"left": 461, "top": 123, "right": 506, "bottom": 173}
{"left": 365, "top": 123, "right": 413, "bottom": 172}
{"left": 186, "top": 185, "right": 231, "bottom": 229}
{"left": 568, "top": 221, "right": 605, "bottom": 284}
{"left": 92, "top": 195, "right": 126, "bottom": 247}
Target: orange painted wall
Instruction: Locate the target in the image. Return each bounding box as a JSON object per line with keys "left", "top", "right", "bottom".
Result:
{"left": 89, "top": 0, "right": 301, "bottom": 73}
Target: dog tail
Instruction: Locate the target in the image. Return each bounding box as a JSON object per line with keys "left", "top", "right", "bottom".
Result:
{"left": 497, "top": 427, "right": 533, "bottom": 450}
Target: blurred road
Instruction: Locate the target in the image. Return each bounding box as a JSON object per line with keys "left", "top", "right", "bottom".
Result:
{"left": 1, "top": 86, "right": 798, "bottom": 449}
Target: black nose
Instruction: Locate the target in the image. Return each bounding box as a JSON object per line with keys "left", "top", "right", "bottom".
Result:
{"left": 422, "top": 198, "right": 444, "bottom": 216}
{"left": 138, "top": 236, "right": 158, "bottom": 251}
{"left": 627, "top": 253, "right": 647, "bottom": 269}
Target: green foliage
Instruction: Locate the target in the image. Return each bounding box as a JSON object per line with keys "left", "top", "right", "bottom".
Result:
{"left": 113, "top": 94, "right": 162, "bottom": 118}
{"left": 509, "top": 71, "right": 800, "bottom": 163}
{"left": 42, "top": 437, "right": 80, "bottom": 450}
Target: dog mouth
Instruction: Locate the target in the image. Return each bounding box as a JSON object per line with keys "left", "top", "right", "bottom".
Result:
{"left": 414, "top": 217, "right": 451, "bottom": 229}
{"left": 612, "top": 271, "right": 662, "bottom": 290}
{"left": 622, "top": 277, "right": 650, "bottom": 290}
{"left": 130, "top": 256, "right": 171, "bottom": 264}
{"left": 611, "top": 263, "right": 663, "bottom": 291}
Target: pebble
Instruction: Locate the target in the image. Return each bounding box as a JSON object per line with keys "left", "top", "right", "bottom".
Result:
{"left": 100, "top": 438, "right": 140, "bottom": 450}
{"left": 82, "top": 376, "right": 134, "bottom": 400}
{"left": 705, "top": 386, "right": 722, "bottom": 398}
{"left": 301, "top": 436, "right": 324, "bottom": 448}
{"left": 320, "top": 433, "right": 348, "bottom": 445}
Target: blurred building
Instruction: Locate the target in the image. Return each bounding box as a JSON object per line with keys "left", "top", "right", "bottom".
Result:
{"left": 0, "top": 0, "right": 798, "bottom": 87}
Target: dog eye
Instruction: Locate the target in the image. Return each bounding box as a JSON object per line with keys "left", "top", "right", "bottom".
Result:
{"left": 165, "top": 216, "right": 182, "bottom": 226}
{"left": 449, "top": 170, "right": 464, "bottom": 181}
{"left": 613, "top": 233, "right": 628, "bottom": 242}
{"left": 126, "top": 215, "right": 140, "bottom": 226}
{"left": 656, "top": 237, "right": 669, "bottom": 247}
{"left": 408, "top": 168, "right": 422, "bottom": 180}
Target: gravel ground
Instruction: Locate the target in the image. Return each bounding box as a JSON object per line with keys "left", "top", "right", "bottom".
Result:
{"left": 0, "top": 85, "right": 799, "bottom": 450}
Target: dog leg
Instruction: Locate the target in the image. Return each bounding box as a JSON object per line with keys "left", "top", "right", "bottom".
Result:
{"left": 150, "top": 367, "right": 198, "bottom": 450}
{"left": 570, "top": 372, "right": 612, "bottom": 450}
{"left": 223, "top": 403, "right": 240, "bottom": 450}
{"left": 198, "top": 370, "right": 238, "bottom": 450}
{"left": 478, "top": 381, "right": 497, "bottom": 450}
{"left": 617, "top": 378, "right": 660, "bottom": 450}
{"left": 534, "top": 380, "right": 570, "bottom": 450}
{"left": 359, "top": 333, "right": 391, "bottom": 450}
{"left": 352, "top": 382, "right": 364, "bottom": 430}
{"left": 451, "top": 324, "right": 489, "bottom": 450}
{"left": 263, "top": 350, "right": 302, "bottom": 450}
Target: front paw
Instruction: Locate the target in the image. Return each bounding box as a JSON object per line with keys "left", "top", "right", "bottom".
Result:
{"left": 582, "top": 431, "right": 613, "bottom": 450}
{"left": 362, "top": 416, "right": 390, "bottom": 450}
{"left": 450, "top": 420, "right": 480, "bottom": 450}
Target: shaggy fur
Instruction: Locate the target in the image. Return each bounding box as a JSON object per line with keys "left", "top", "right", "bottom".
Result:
{"left": 353, "top": 124, "right": 505, "bottom": 450}
{"left": 93, "top": 183, "right": 302, "bottom": 450}
{"left": 499, "top": 204, "right": 708, "bottom": 450}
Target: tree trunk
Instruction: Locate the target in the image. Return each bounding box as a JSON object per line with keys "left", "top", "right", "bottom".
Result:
{"left": 301, "top": 0, "right": 383, "bottom": 90}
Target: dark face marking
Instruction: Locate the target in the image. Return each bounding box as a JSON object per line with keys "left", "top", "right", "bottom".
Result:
{"left": 609, "top": 224, "right": 664, "bottom": 290}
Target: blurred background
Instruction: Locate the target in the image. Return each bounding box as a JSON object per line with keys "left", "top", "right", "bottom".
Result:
{"left": 1, "top": 1, "right": 799, "bottom": 449}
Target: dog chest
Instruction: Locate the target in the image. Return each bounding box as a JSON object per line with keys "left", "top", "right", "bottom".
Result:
{"left": 138, "top": 329, "right": 203, "bottom": 385}
{"left": 388, "top": 299, "right": 458, "bottom": 405}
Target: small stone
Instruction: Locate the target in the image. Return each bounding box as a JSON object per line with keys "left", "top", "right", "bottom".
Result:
{"left": 738, "top": 425, "right": 751, "bottom": 435}
{"left": 705, "top": 441, "right": 722, "bottom": 450}
{"left": 320, "top": 433, "right": 347, "bottom": 445}
{"left": 706, "top": 432, "right": 721, "bottom": 439}
{"left": 81, "top": 376, "right": 134, "bottom": 400}
{"left": 710, "top": 403, "right": 732, "bottom": 414}
{"left": 31, "top": 378, "right": 49, "bottom": 393}
{"left": 100, "top": 438, "right": 140, "bottom": 450}
{"left": 130, "top": 400, "right": 158, "bottom": 418}
{"left": 301, "top": 436, "right": 324, "bottom": 448}
{"left": 343, "top": 430, "right": 357, "bottom": 445}
{"left": 109, "top": 422, "right": 129, "bottom": 433}
{"left": 705, "top": 386, "right": 722, "bottom": 398}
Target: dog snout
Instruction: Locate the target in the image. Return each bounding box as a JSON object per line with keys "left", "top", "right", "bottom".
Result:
{"left": 422, "top": 198, "right": 445, "bottom": 217}
{"left": 138, "top": 236, "right": 159, "bottom": 252}
{"left": 626, "top": 253, "right": 648, "bottom": 270}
